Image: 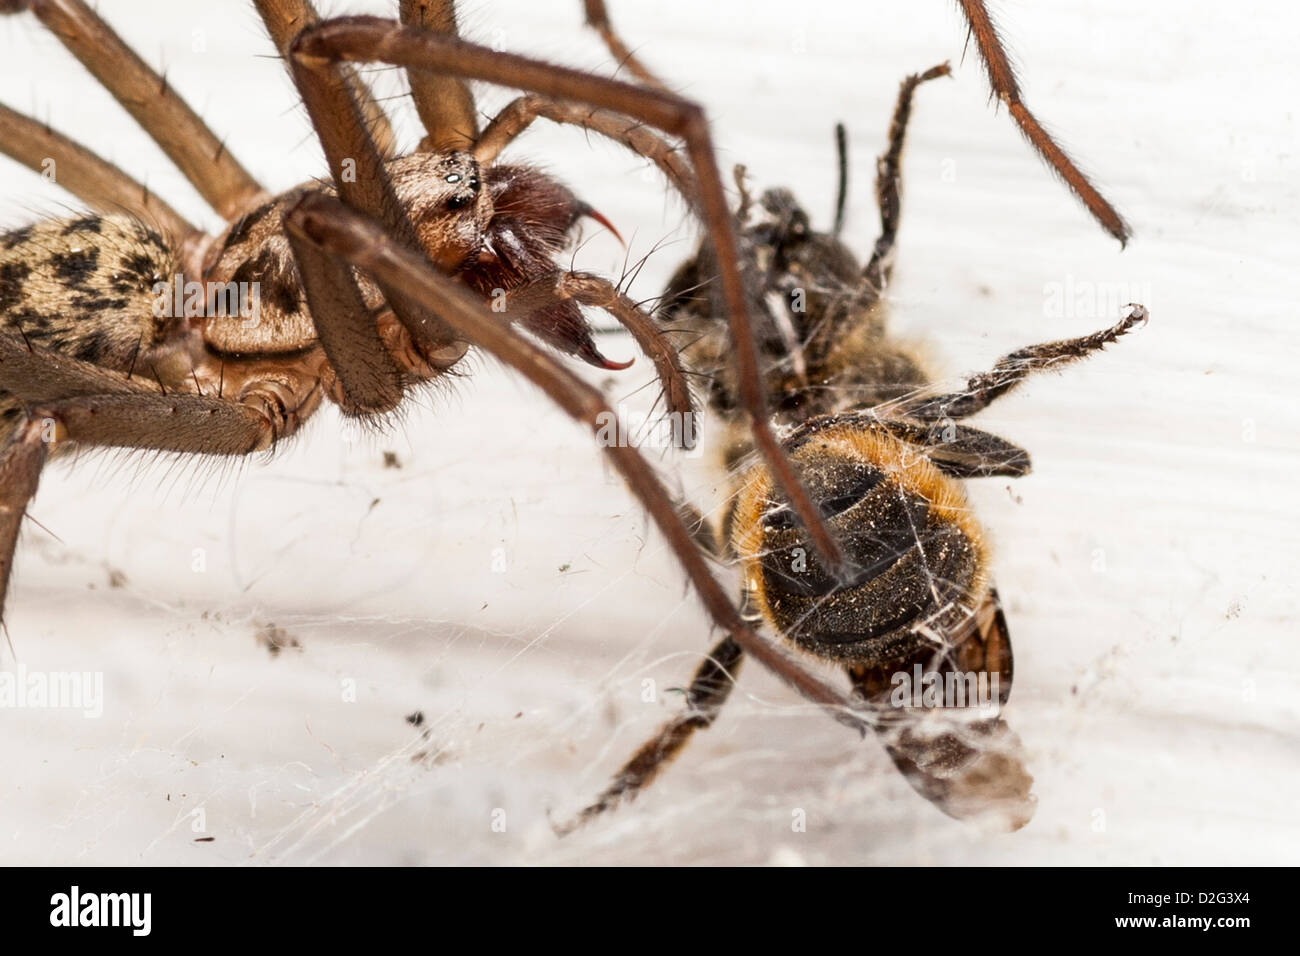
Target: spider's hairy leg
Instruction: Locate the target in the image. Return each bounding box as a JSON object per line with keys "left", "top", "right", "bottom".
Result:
{"left": 901, "top": 303, "right": 1149, "bottom": 421}
{"left": 284, "top": 211, "right": 405, "bottom": 416}
{"left": 0, "top": 102, "right": 197, "bottom": 244}
{"left": 864, "top": 62, "right": 952, "bottom": 293}
{"left": 289, "top": 14, "right": 851, "bottom": 579}
{"left": 0, "top": 0, "right": 264, "bottom": 220}
{"left": 254, "top": 0, "right": 399, "bottom": 159}
{"left": 282, "top": 191, "right": 875, "bottom": 738}
{"left": 581, "top": 0, "right": 668, "bottom": 91}
{"left": 281, "top": 16, "right": 461, "bottom": 361}
{"left": 0, "top": 335, "right": 321, "bottom": 628}
{"left": 398, "top": 0, "right": 479, "bottom": 152}
{"left": 955, "top": 0, "right": 1130, "bottom": 245}
{"left": 498, "top": 271, "right": 694, "bottom": 419}
{"left": 0, "top": 415, "right": 47, "bottom": 631}
{"left": 554, "top": 635, "right": 743, "bottom": 835}
{"left": 474, "top": 96, "right": 698, "bottom": 205}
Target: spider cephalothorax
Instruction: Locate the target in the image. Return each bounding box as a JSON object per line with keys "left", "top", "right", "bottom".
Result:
{"left": 199, "top": 151, "right": 628, "bottom": 373}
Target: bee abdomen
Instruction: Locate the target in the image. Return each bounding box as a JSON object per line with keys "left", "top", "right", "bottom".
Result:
{"left": 761, "top": 517, "right": 981, "bottom": 663}
{"left": 731, "top": 423, "right": 990, "bottom": 667}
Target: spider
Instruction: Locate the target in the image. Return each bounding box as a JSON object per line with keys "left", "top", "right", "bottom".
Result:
{"left": 0, "top": 0, "right": 1131, "bottom": 828}
{"left": 557, "top": 63, "right": 1147, "bottom": 832}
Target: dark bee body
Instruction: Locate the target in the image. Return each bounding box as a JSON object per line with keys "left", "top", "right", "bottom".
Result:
{"left": 663, "top": 186, "right": 932, "bottom": 469}
{"left": 662, "top": 179, "right": 1002, "bottom": 668}
{"left": 732, "top": 423, "right": 986, "bottom": 665}
{"left": 633, "top": 66, "right": 1141, "bottom": 829}
{"left": 648, "top": 163, "right": 1042, "bottom": 826}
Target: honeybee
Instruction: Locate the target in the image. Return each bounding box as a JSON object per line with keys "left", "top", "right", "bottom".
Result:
{"left": 562, "top": 64, "right": 1146, "bottom": 833}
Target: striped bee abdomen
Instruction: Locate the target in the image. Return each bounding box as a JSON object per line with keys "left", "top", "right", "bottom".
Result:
{"left": 731, "top": 423, "right": 990, "bottom": 666}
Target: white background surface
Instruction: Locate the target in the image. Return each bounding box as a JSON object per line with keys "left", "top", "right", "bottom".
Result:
{"left": 0, "top": 0, "right": 1295, "bottom": 865}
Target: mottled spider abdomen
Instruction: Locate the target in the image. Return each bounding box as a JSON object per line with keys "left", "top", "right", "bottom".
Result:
{"left": 0, "top": 214, "right": 177, "bottom": 369}
{"left": 730, "top": 423, "right": 989, "bottom": 666}
{"left": 0, "top": 214, "right": 179, "bottom": 442}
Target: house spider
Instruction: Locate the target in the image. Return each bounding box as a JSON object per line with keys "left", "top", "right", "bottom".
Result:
{"left": 0, "top": 0, "right": 1132, "bottom": 831}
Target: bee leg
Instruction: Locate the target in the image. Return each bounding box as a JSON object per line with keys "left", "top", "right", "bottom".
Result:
{"left": 553, "top": 636, "right": 744, "bottom": 836}
{"left": 782, "top": 414, "right": 1030, "bottom": 478}
{"left": 873, "top": 419, "right": 1033, "bottom": 478}
{"left": 916, "top": 428, "right": 1031, "bottom": 478}
{"left": 864, "top": 63, "right": 952, "bottom": 292}
{"left": 901, "top": 304, "right": 1149, "bottom": 421}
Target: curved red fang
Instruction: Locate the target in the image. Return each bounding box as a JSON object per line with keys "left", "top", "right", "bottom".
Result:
{"left": 576, "top": 203, "right": 625, "bottom": 246}
{"left": 578, "top": 340, "right": 635, "bottom": 370}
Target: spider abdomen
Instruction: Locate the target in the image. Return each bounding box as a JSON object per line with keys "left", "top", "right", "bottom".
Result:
{"left": 0, "top": 215, "right": 177, "bottom": 368}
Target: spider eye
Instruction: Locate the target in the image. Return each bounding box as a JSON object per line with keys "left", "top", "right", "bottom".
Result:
{"left": 446, "top": 194, "right": 472, "bottom": 210}
{"left": 445, "top": 173, "right": 462, "bottom": 184}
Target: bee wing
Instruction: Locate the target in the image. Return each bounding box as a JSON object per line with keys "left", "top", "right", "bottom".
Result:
{"left": 851, "top": 587, "right": 1035, "bottom": 831}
